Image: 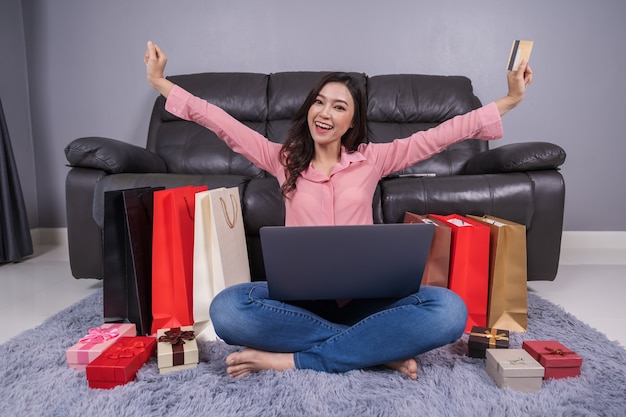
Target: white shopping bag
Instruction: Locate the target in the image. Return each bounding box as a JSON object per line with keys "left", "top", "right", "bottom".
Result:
{"left": 193, "top": 187, "right": 251, "bottom": 341}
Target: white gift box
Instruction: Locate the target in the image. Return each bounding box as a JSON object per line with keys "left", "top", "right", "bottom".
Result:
{"left": 486, "top": 348, "right": 544, "bottom": 392}
{"left": 156, "top": 326, "right": 199, "bottom": 374}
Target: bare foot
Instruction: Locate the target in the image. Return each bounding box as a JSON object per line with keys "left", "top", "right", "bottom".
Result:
{"left": 225, "top": 348, "right": 295, "bottom": 378}
{"left": 386, "top": 358, "right": 419, "bottom": 380}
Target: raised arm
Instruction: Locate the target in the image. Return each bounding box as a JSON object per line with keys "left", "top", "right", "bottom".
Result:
{"left": 144, "top": 41, "right": 175, "bottom": 98}
{"left": 495, "top": 60, "right": 533, "bottom": 116}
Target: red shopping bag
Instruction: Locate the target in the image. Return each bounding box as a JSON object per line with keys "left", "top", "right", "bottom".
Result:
{"left": 151, "top": 185, "right": 207, "bottom": 334}
{"left": 429, "top": 214, "right": 490, "bottom": 332}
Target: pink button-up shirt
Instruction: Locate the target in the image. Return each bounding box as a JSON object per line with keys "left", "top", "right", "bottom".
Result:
{"left": 165, "top": 85, "right": 503, "bottom": 226}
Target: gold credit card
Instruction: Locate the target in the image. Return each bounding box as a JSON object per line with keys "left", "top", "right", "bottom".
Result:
{"left": 507, "top": 40, "right": 533, "bottom": 71}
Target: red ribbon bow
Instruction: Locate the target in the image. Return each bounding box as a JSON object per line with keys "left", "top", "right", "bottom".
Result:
{"left": 107, "top": 341, "right": 146, "bottom": 359}
{"left": 158, "top": 328, "right": 195, "bottom": 346}
{"left": 545, "top": 346, "right": 574, "bottom": 356}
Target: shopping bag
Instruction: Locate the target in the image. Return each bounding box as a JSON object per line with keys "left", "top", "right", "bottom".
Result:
{"left": 403, "top": 212, "right": 451, "bottom": 287}
{"left": 468, "top": 215, "right": 528, "bottom": 332}
{"left": 151, "top": 185, "right": 208, "bottom": 334}
{"left": 193, "top": 187, "right": 251, "bottom": 341}
{"left": 103, "top": 186, "right": 163, "bottom": 335}
{"left": 430, "top": 214, "right": 490, "bottom": 332}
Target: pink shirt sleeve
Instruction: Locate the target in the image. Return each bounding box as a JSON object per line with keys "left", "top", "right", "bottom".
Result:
{"left": 362, "top": 102, "right": 503, "bottom": 177}
{"left": 164, "top": 85, "right": 284, "bottom": 178}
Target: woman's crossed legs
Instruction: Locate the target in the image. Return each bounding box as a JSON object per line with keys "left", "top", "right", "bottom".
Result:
{"left": 210, "top": 282, "right": 467, "bottom": 379}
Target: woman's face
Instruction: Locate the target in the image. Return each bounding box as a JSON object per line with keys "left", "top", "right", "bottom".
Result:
{"left": 307, "top": 82, "right": 355, "bottom": 150}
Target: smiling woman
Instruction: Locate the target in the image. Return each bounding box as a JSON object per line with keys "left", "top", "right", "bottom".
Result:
{"left": 144, "top": 40, "right": 532, "bottom": 380}
{"left": 307, "top": 83, "right": 355, "bottom": 176}
{"left": 284, "top": 74, "right": 364, "bottom": 187}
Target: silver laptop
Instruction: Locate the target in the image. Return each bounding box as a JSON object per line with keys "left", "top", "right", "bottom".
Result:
{"left": 260, "top": 223, "right": 435, "bottom": 301}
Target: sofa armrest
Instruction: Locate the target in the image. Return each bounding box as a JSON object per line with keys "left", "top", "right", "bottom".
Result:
{"left": 463, "top": 142, "right": 566, "bottom": 175}
{"left": 65, "top": 137, "right": 167, "bottom": 174}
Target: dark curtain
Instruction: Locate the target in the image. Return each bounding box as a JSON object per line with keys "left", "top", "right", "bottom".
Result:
{"left": 0, "top": 97, "right": 33, "bottom": 263}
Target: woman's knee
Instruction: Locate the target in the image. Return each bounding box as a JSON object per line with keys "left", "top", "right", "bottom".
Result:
{"left": 210, "top": 284, "right": 250, "bottom": 338}
{"left": 209, "top": 282, "right": 268, "bottom": 343}
{"left": 420, "top": 286, "right": 468, "bottom": 340}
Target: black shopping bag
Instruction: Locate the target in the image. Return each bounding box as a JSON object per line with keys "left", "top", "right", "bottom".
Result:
{"left": 103, "top": 186, "right": 163, "bottom": 335}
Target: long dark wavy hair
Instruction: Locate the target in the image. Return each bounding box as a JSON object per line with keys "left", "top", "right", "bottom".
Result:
{"left": 279, "top": 72, "right": 367, "bottom": 198}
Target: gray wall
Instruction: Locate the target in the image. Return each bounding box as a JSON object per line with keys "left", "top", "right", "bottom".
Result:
{"left": 3, "top": 0, "right": 625, "bottom": 231}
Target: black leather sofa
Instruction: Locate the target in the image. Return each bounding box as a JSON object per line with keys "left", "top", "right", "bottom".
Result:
{"left": 64, "top": 71, "right": 566, "bottom": 282}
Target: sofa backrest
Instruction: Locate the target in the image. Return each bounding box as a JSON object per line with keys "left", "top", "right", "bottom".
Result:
{"left": 367, "top": 74, "right": 486, "bottom": 176}
{"left": 146, "top": 71, "right": 486, "bottom": 178}
{"left": 147, "top": 72, "right": 269, "bottom": 179}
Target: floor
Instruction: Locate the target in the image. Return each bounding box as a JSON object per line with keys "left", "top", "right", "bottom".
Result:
{"left": 0, "top": 235, "right": 625, "bottom": 347}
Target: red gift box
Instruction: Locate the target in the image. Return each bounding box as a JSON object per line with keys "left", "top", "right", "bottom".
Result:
{"left": 522, "top": 340, "right": 583, "bottom": 379}
{"left": 86, "top": 336, "right": 156, "bottom": 389}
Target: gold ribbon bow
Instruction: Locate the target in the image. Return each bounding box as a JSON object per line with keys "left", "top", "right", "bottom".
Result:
{"left": 470, "top": 328, "right": 509, "bottom": 348}
{"left": 158, "top": 327, "right": 195, "bottom": 346}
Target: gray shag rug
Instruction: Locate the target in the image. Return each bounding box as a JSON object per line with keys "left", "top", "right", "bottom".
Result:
{"left": 1, "top": 290, "right": 625, "bottom": 417}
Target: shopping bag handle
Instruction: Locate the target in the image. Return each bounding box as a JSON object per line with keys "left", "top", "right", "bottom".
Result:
{"left": 219, "top": 194, "right": 238, "bottom": 229}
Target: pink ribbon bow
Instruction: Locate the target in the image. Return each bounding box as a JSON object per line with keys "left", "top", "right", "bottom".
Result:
{"left": 79, "top": 326, "right": 120, "bottom": 344}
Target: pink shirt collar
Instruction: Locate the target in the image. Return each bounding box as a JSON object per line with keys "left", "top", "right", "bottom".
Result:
{"left": 300, "top": 147, "right": 367, "bottom": 182}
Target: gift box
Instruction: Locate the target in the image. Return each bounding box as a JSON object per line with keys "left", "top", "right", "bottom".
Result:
{"left": 66, "top": 323, "right": 137, "bottom": 369}
{"left": 468, "top": 326, "right": 510, "bottom": 358}
{"left": 486, "top": 349, "right": 545, "bottom": 392}
{"left": 86, "top": 336, "right": 156, "bottom": 389}
{"left": 522, "top": 340, "right": 583, "bottom": 379}
{"left": 157, "top": 326, "right": 199, "bottom": 374}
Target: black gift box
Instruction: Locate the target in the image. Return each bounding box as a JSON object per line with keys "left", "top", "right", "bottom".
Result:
{"left": 468, "top": 326, "right": 510, "bottom": 358}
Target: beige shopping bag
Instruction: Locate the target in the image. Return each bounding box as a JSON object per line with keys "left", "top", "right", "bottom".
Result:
{"left": 403, "top": 212, "right": 451, "bottom": 288}
{"left": 193, "top": 187, "right": 251, "bottom": 341}
{"left": 468, "top": 215, "right": 528, "bottom": 332}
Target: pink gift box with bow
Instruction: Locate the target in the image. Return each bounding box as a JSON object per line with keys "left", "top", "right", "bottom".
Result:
{"left": 66, "top": 323, "right": 136, "bottom": 369}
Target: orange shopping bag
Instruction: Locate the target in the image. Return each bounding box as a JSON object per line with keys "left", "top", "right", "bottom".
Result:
{"left": 429, "top": 214, "right": 490, "bottom": 332}
{"left": 151, "top": 185, "right": 207, "bottom": 334}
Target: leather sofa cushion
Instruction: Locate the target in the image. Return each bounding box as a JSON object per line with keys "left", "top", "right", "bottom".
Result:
{"left": 146, "top": 72, "right": 269, "bottom": 177}
{"left": 65, "top": 137, "right": 167, "bottom": 174}
{"left": 463, "top": 142, "right": 566, "bottom": 174}
{"left": 366, "top": 74, "right": 487, "bottom": 177}
{"left": 379, "top": 173, "right": 535, "bottom": 226}
{"left": 156, "top": 72, "right": 269, "bottom": 123}
{"left": 366, "top": 74, "right": 481, "bottom": 123}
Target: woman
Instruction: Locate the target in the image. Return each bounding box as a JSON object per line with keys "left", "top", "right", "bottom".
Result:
{"left": 145, "top": 41, "right": 532, "bottom": 380}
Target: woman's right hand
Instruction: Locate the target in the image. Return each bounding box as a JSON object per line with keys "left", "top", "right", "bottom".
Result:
{"left": 495, "top": 60, "right": 533, "bottom": 116}
{"left": 144, "top": 41, "right": 174, "bottom": 98}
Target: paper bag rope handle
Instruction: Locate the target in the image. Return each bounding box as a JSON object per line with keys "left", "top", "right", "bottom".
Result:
{"left": 219, "top": 194, "right": 238, "bottom": 229}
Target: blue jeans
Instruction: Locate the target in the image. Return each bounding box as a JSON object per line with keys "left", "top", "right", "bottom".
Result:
{"left": 209, "top": 282, "right": 467, "bottom": 373}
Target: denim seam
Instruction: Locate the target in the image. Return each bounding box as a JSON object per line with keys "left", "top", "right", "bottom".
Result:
{"left": 298, "top": 305, "right": 416, "bottom": 371}
{"left": 246, "top": 285, "right": 345, "bottom": 333}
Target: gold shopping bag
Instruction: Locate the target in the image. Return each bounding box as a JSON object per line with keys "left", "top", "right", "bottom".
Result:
{"left": 468, "top": 215, "right": 528, "bottom": 332}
